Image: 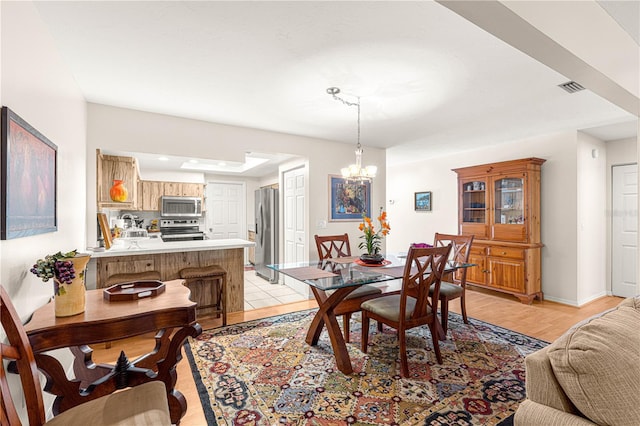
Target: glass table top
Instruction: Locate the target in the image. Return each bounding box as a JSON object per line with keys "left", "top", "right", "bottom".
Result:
{"left": 268, "top": 254, "right": 472, "bottom": 291}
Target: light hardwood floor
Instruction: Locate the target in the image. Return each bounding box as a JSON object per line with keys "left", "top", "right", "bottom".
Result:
{"left": 92, "top": 288, "right": 624, "bottom": 426}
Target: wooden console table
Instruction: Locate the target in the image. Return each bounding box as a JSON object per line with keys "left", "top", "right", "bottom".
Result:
{"left": 24, "top": 280, "right": 202, "bottom": 425}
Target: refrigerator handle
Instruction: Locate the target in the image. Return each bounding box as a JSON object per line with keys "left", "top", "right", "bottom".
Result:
{"left": 258, "top": 204, "right": 264, "bottom": 246}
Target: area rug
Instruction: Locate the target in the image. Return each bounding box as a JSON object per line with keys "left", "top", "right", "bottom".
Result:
{"left": 185, "top": 310, "right": 547, "bottom": 425}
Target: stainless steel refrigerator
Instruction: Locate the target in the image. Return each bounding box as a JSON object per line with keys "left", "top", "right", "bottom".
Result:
{"left": 255, "top": 188, "right": 279, "bottom": 283}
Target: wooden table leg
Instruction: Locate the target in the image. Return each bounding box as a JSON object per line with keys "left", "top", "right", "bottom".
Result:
{"left": 306, "top": 286, "right": 358, "bottom": 375}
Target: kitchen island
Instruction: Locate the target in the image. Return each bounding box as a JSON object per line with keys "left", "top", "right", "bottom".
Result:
{"left": 87, "top": 238, "right": 254, "bottom": 313}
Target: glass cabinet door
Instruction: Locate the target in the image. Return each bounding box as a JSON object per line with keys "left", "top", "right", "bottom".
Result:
{"left": 460, "top": 178, "right": 489, "bottom": 238}
{"left": 462, "top": 180, "right": 487, "bottom": 223}
{"left": 494, "top": 178, "right": 524, "bottom": 224}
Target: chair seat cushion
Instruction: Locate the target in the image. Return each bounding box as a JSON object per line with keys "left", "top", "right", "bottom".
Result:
{"left": 431, "top": 281, "right": 463, "bottom": 298}
{"left": 362, "top": 294, "right": 433, "bottom": 322}
{"left": 327, "top": 284, "right": 382, "bottom": 300}
{"left": 45, "top": 381, "right": 171, "bottom": 426}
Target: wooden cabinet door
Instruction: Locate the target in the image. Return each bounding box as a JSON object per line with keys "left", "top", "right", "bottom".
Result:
{"left": 141, "top": 181, "right": 162, "bottom": 211}
{"left": 488, "top": 257, "right": 525, "bottom": 293}
{"left": 467, "top": 253, "right": 488, "bottom": 285}
{"left": 490, "top": 174, "right": 527, "bottom": 242}
{"left": 181, "top": 183, "right": 203, "bottom": 198}
{"left": 96, "top": 152, "right": 138, "bottom": 209}
{"left": 459, "top": 177, "right": 489, "bottom": 239}
{"left": 163, "top": 182, "right": 183, "bottom": 196}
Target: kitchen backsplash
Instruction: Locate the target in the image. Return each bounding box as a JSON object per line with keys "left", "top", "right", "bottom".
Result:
{"left": 105, "top": 209, "right": 206, "bottom": 231}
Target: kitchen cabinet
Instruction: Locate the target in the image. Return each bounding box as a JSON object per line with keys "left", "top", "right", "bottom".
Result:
{"left": 453, "top": 158, "right": 545, "bottom": 304}
{"left": 96, "top": 151, "right": 139, "bottom": 210}
{"left": 139, "top": 180, "right": 163, "bottom": 211}
{"left": 134, "top": 181, "right": 205, "bottom": 211}
{"left": 163, "top": 182, "right": 183, "bottom": 196}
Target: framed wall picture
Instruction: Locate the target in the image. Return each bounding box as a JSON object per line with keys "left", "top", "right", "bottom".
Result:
{"left": 329, "top": 175, "right": 371, "bottom": 221}
{"left": 1, "top": 107, "right": 58, "bottom": 239}
{"left": 415, "top": 191, "right": 432, "bottom": 211}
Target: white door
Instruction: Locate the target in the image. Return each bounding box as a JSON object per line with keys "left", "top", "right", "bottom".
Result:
{"left": 612, "top": 164, "right": 638, "bottom": 297}
{"left": 206, "top": 182, "right": 245, "bottom": 240}
{"left": 283, "top": 167, "right": 307, "bottom": 292}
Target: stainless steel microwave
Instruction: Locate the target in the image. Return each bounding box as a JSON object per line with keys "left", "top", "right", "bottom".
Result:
{"left": 160, "top": 196, "right": 203, "bottom": 217}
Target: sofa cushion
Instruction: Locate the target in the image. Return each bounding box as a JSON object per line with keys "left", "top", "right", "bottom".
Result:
{"left": 546, "top": 297, "right": 640, "bottom": 426}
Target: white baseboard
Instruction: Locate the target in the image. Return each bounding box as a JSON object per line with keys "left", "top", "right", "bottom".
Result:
{"left": 544, "top": 291, "right": 609, "bottom": 307}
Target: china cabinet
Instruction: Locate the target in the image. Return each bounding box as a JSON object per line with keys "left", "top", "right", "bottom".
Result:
{"left": 453, "top": 158, "right": 545, "bottom": 304}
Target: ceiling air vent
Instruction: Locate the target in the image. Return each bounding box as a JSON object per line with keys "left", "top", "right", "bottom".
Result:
{"left": 558, "top": 81, "right": 585, "bottom": 94}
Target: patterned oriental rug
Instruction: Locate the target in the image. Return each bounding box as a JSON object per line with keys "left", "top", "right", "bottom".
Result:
{"left": 185, "top": 310, "right": 547, "bottom": 425}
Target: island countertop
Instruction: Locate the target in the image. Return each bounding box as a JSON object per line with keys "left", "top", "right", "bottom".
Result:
{"left": 88, "top": 238, "right": 253, "bottom": 313}
{"left": 87, "top": 238, "right": 254, "bottom": 258}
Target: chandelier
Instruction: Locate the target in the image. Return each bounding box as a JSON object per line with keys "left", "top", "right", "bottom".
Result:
{"left": 327, "top": 87, "right": 377, "bottom": 182}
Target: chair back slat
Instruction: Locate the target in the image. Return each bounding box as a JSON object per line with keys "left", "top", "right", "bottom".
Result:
{"left": 400, "top": 245, "right": 452, "bottom": 322}
{"left": 0, "top": 286, "right": 46, "bottom": 426}
{"left": 314, "top": 234, "right": 352, "bottom": 260}
{"left": 433, "top": 233, "right": 474, "bottom": 285}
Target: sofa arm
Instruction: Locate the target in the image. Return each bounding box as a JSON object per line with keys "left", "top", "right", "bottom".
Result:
{"left": 514, "top": 400, "right": 595, "bottom": 426}
{"left": 524, "top": 346, "right": 579, "bottom": 414}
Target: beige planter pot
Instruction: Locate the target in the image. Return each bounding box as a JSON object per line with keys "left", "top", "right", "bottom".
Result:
{"left": 53, "top": 254, "right": 91, "bottom": 317}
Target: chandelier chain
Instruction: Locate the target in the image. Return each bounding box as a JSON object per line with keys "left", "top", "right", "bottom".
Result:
{"left": 329, "top": 91, "right": 362, "bottom": 150}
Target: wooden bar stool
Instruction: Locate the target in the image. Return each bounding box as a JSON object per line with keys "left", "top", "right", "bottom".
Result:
{"left": 179, "top": 265, "right": 227, "bottom": 326}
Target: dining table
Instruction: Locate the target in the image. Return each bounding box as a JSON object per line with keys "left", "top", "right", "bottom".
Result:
{"left": 269, "top": 254, "right": 472, "bottom": 375}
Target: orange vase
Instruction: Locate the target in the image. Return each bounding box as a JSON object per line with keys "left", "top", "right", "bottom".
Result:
{"left": 109, "top": 179, "right": 128, "bottom": 202}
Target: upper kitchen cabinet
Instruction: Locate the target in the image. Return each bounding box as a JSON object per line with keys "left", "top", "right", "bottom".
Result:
{"left": 96, "top": 150, "right": 139, "bottom": 210}
{"left": 162, "top": 182, "right": 204, "bottom": 198}
{"left": 135, "top": 181, "right": 205, "bottom": 211}
{"left": 138, "top": 180, "right": 163, "bottom": 211}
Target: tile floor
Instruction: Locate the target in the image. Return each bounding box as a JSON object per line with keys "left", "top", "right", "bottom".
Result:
{"left": 243, "top": 267, "right": 310, "bottom": 310}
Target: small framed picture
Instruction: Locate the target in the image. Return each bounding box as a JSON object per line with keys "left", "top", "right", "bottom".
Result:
{"left": 414, "top": 191, "right": 432, "bottom": 211}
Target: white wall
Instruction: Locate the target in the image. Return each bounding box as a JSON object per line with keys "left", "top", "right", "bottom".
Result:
{"left": 86, "top": 103, "right": 386, "bottom": 261}
{"left": 0, "top": 1, "right": 86, "bottom": 315}
{"left": 386, "top": 131, "right": 583, "bottom": 305}
{"left": 576, "top": 132, "right": 607, "bottom": 304}
{"left": 0, "top": 1, "right": 87, "bottom": 420}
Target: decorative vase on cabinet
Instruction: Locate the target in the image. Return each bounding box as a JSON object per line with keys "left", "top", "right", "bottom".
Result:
{"left": 109, "top": 179, "right": 129, "bottom": 202}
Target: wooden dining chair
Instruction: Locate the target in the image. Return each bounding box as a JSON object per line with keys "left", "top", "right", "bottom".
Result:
{"left": 0, "top": 286, "right": 171, "bottom": 426}
{"left": 431, "top": 233, "right": 474, "bottom": 334}
{"left": 314, "top": 234, "right": 383, "bottom": 343}
{"left": 361, "top": 244, "right": 452, "bottom": 377}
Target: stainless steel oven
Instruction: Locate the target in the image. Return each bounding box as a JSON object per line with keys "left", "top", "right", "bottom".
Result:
{"left": 160, "top": 196, "right": 202, "bottom": 218}
{"left": 160, "top": 219, "right": 205, "bottom": 241}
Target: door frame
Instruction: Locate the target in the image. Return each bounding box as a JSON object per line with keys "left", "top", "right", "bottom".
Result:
{"left": 610, "top": 163, "right": 638, "bottom": 297}
{"left": 280, "top": 162, "right": 309, "bottom": 291}
{"left": 205, "top": 179, "right": 247, "bottom": 261}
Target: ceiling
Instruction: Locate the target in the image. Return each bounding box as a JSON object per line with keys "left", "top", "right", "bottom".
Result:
{"left": 34, "top": 1, "right": 638, "bottom": 174}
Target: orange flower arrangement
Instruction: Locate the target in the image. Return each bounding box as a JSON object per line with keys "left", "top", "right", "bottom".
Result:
{"left": 358, "top": 209, "right": 391, "bottom": 255}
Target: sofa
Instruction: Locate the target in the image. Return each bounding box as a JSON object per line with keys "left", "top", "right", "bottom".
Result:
{"left": 515, "top": 296, "right": 640, "bottom": 426}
